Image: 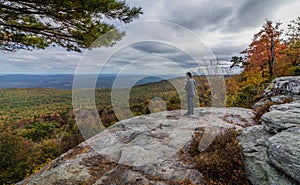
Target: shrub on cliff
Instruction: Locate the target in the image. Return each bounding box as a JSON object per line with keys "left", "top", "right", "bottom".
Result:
{"left": 189, "top": 129, "right": 252, "bottom": 185}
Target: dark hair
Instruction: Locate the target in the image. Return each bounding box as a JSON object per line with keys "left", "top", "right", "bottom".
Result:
{"left": 186, "top": 72, "right": 192, "bottom": 78}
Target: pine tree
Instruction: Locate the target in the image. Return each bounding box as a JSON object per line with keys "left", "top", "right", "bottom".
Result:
{"left": 0, "top": 0, "right": 142, "bottom": 52}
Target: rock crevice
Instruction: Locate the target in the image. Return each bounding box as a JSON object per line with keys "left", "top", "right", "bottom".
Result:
{"left": 239, "top": 76, "right": 300, "bottom": 185}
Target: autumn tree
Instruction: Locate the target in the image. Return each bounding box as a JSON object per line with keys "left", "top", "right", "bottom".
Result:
{"left": 0, "top": 0, "right": 142, "bottom": 52}
{"left": 0, "top": 129, "right": 36, "bottom": 184}
{"left": 242, "top": 20, "right": 285, "bottom": 81}
{"left": 284, "top": 17, "right": 300, "bottom": 69}
{"left": 227, "top": 18, "right": 299, "bottom": 108}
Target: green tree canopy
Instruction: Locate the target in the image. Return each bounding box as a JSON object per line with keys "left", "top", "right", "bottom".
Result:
{"left": 284, "top": 16, "right": 300, "bottom": 67}
{"left": 0, "top": 0, "right": 142, "bottom": 52}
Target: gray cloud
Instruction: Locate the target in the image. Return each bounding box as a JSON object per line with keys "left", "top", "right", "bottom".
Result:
{"left": 1, "top": 0, "right": 299, "bottom": 74}
{"left": 224, "top": 0, "right": 297, "bottom": 32}
{"left": 98, "top": 41, "right": 198, "bottom": 74}
{"left": 133, "top": 0, "right": 296, "bottom": 32}
{"left": 0, "top": 47, "right": 80, "bottom": 74}
{"left": 124, "top": 0, "right": 298, "bottom": 68}
{"left": 130, "top": 41, "right": 178, "bottom": 54}
{"left": 162, "top": 1, "right": 234, "bottom": 30}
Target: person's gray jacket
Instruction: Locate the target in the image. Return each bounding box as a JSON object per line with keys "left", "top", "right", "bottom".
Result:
{"left": 185, "top": 78, "right": 196, "bottom": 97}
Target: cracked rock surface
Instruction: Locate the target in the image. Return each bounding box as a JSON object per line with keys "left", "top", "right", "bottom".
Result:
{"left": 18, "top": 107, "right": 255, "bottom": 185}
{"left": 239, "top": 102, "right": 300, "bottom": 185}
{"left": 262, "top": 102, "right": 300, "bottom": 133}
{"left": 253, "top": 76, "right": 300, "bottom": 108}
{"left": 239, "top": 76, "right": 300, "bottom": 185}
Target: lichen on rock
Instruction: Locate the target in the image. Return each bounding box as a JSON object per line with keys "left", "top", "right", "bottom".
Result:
{"left": 17, "top": 107, "right": 255, "bottom": 185}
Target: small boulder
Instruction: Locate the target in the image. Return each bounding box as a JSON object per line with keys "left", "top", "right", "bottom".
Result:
{"left": 266, "top": 127, "right": 300, "bottom": 183}
{"left": 262, "top": 103, "right": 300, "bottom": 133}
{"left": 238, "top": 125, "right": 297, "bottom": 185}
{"left": 253, "top": 76, "right": 300, "bottom": 108}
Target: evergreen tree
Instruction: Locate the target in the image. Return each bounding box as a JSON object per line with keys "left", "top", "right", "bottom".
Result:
{"left": 0, "top": 0, "right": 142, "bottom": 52}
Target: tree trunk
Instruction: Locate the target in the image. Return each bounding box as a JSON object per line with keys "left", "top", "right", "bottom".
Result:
{"left": 271, "top": 37, "right": 277, "bottom": 78}
{"left": 268, "top": 60, "right": 273, "bottom": 81}
{"left": 260, "top": 65, "right": 265, "bottom": 78}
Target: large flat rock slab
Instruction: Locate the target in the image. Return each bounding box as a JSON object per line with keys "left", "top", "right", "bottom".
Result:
{"left": 18, "top": 107, "right": 255, "bottom": 185}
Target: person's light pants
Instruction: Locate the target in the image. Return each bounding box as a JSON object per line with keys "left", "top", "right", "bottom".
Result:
{"left": 187, "top": 95, "right": 194, "bottom": 114}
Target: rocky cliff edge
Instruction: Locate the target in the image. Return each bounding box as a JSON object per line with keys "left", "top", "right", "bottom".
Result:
{"left": 18, "top": 107, "right": 255, "bottom": 185}
{"left": 238, "top": 76, "right": 300, "bottom": 185}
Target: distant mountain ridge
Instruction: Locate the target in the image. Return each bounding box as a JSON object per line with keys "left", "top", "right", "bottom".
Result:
{"left": 0, "top": 74, "right": 176, "bottom": 89}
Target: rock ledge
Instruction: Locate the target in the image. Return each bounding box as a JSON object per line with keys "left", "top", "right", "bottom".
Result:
{"left": 18, "top": 107, "right": 255, "bottom": 185}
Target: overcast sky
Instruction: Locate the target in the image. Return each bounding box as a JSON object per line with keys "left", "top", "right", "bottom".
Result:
{"left": 0, "top": 0, "right": 299, "bottom": 75}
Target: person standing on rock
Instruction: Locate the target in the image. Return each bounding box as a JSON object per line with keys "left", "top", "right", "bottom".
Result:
{"left": 184, "top": 72, "right": 196, "bottom": 115}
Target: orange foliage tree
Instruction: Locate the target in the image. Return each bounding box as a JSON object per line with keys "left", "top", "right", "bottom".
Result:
{"left": 227, "top": 18, "right": 300, "bottom": 108}
{"left": 242, "top": 20, "right": 287, "bottom": 81}
{"left": 282, "top": 16, "right": 300, "bottom": 75}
